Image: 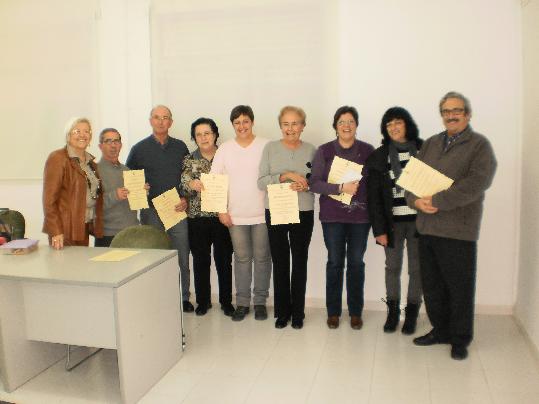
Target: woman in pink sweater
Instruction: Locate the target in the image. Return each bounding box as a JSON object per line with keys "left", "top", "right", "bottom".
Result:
{"left": 211, "top": 105, "right": 271, "bottom": 322}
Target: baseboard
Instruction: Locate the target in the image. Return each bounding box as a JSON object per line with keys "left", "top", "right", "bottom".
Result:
{"left": 513, "top": 315, "right": 539, "bottom": 372}
{"left": 209, "top": 294, "right": 513, "bottom": 315}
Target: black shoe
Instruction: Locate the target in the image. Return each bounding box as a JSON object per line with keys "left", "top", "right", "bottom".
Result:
{"left": 275, "top": 316, "right": 289, "bottom": 329}
{"left": 232, "top": 306, "right": 249, "bottom": 321}
{"left": 451, "top": 345, "right": 468, "bottom": 360}
{"left": 402, "top": 303, "right": 420, "bottom": 335}
{"left": 413, "top": 330, "right": 450, "bottom": 346}
{"left": 291, "top": 318, "right": 304, "bottom": 329}
{"left": 383, "top": 298, "right": 400, "bottom": 333}
{"left": 195, "top": 304, "right": 209, "bottom": 316}
{"left": 183, "top": 301, "right": 194, "bottom": 313}
{"left": 221, "top": 303, "right": 235, "bottom": 317}
{"left": 254, "top": 305, "right": 268, "bottom": 320}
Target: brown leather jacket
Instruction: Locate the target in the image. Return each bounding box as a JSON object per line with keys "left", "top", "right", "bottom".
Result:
{"left": 42, "top": 147, "right": 104, "bottom": 241}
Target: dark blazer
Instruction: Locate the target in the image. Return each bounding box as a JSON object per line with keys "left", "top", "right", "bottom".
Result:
{"left": 365, "top": 140, "right": 422, "bottom": 248}
{"left": 43, "top": 147, "right": 103, "bottom": 242}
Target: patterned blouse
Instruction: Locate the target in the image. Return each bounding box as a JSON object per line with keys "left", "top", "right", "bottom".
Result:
{"left": 180, "top": 148, "right": 217, "bottom": 218}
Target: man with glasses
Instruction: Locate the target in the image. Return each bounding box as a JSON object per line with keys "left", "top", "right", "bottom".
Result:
{"left": 126, "top": 105, "right": 194, "bottom": 313}
{"left": 405, "top": 92, "right": 497, "bottom": 360}
{"left": 94, "top": 128, "right": 139, "bottom": 247}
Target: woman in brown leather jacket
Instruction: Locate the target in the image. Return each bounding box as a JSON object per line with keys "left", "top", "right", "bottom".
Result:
{"left": 43, "top": 117, "right": 103, "bottom": 249}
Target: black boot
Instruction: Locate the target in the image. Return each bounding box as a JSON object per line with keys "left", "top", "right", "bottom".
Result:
{"left": 401, "top": 303, "right": 420, "bottom": 335}
{"left": 383, "top": 299, "right": 400, "bottom": 333}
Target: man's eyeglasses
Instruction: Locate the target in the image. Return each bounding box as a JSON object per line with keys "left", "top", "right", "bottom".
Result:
{"left": 102, "top": 139, "right": 121, "bottom": 145}
{"left": 441, "top": 108, "right": 465, "bottom": 117}
{"left": 152, "top": 115, "right": 171, "bottom": 122}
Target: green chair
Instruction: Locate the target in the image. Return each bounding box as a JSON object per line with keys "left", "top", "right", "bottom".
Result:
{"left": 110, "top": 225, "right": 171, "bottom": 249}
{"left": 0, "top": 209, "right": 25, "bottom": 239}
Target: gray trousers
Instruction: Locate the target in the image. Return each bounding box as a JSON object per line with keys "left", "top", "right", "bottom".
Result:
{"left": 384, "top": 221, "right": 422, "bottom": 304}
{"left": 228, "top": 223, "right": 272, "bottom": 306}
{"left": 141, "top": 208, "right": 190, "bottom": 300}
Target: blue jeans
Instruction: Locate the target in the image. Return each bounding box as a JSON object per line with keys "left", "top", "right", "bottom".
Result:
{"left": 322, "top": 222, "right": 370, "bottom": 317}
{"left": 141, "top": 208, "right": 190, "bottom": 300}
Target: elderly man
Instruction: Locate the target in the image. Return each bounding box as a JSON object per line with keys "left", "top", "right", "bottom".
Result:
{"left": 405, "top": 91, "right": 496, "bottom": 360}
{"left": 126, "top": 105, "right": 193, "bottom": 312}
{"left": 94, "top": 128, "right": 139, "bottom": 247}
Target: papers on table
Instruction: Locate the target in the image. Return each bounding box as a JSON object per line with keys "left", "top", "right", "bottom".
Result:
{"left": 396, "top": 157, "right": 454, "bottom": 197}
{"left": 0, "top": 239, "right": 39, "bottom": 255}
{"left": 327, "top": 156, "right": 363, "bottom": 205}
{"left": 267, "top": 183, "right": 300, "bottom": 225}
{"left": 200, "top": 173, "right": 228, "bottom": 213}
{"left": 151, "top": 188, "right": 187, "bottom": 230}
{"left": 123, "top": 169, "right": 149, "bottom": 210}
{"left": 90, "top": 250, "right": 140, "bottom": 262}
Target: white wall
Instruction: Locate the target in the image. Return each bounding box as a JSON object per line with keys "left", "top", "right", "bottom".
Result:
{"left": 0, "top": 0, "right": 523, "bottom": 314}
{"left": 515, "top": 0, "right": 539, "bottom": 352}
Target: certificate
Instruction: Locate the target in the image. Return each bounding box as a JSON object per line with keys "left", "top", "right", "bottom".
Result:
{"left": 151, "top": 188, "right": 187, "bottom": 230}
{"left": 327, "top": 156, "right": 363, "bottom": 205}
{"left": 123, "top": 169, "right": 149, "bottom": 210}
{"left": 396, "top": 157, "right": 454, "bottom": 197}
{"left": 200, "top": 173, "right": 228, "bottom": 213}
{"left": 267, "top": 183, "right": 300, "bottom": 225}
{"left": 90, "top": 250, "right": 140, "bottom": 262}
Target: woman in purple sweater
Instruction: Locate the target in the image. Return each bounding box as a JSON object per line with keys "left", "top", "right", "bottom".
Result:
{"left": 310, "top": 106, "right": 374, "bottom": 330}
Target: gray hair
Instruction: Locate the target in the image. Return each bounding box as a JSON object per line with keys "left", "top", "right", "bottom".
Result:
{"left": 64, "top": 117, "right": 92, "bottom": 143}
{"left": 99, "top": 128, "right": 121, "bottom": 144}
{"left": 439, "top": 91, "right": 472, "bottom": 115}
{"left": 149, "top": 105, "right": 173, "bottom": 119}
{"left": 278, "top": 105, "right": 306, "bottom": 126}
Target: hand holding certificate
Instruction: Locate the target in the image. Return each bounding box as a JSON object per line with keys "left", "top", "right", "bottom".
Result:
{"left": 267, "top": 183, "right": 300, "bottom": 225}
{"left": 151, "top": 188, "right": 187, "bottom": 230}
{"left": 200, "top": 173, "right": 228, "bottom": 213}
{"left": 327, "top": 156, "right": 363, "bottom": 205}
{"left": 123, "top": 169, "right": 149, "bottom": 210}
{"left": 396, "top": 157, "right": 454, "bottom": 197}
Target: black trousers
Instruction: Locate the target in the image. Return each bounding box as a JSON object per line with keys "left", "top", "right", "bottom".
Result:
{"left": 188, "top": 217, "right": 233, "bottom": 306}
{"left": 419, "top": 234, "right": 477, "bottom": 346}
{"left": 94, "top": 235, "right": 114, "bottom": 247}
{"left": 265, "top": 209, "right": 314, "bottom": 320}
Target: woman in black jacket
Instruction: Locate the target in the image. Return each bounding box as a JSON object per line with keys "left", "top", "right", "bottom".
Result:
{"left": 366, "top": 107, "right": 423, "bottom": 334}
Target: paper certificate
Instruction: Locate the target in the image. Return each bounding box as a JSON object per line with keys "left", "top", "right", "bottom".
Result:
{"left": 267, "top": 183, "right": 300, "bottom": 225}
{"left": 327, "top": 156, "right": 363, "bottom": 205}
{"left": 151, "top": 188, "right": 187, "bottom": 230}
{"left": 396, "top": 157, "right": 454, "bottom": 197}
{"left": 90, "top": 250, "right": 140, "bottom": 262}
{"left": 200, "top": 173, "right": 228, "bottom": 213}
{"left": 123, "top": 169, "right": 149, "bottom": 210}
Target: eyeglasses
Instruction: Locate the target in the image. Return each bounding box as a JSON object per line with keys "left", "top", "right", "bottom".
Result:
{"left": 195, "top": 131, "right": 214, "bottom": 137}
{"left": 72, "top": 129, "right": 92, "bottom": 136}
{"left": 281, "top": 122, "right": 304, "bottom": 129}
{"left": 441, "top": 108, "right": 465, "bottom": 117}
{"left": 337, "top": 120, "right": 356, "bottom": 126}
{"left": 102, "top": 139, "right": 121, "bottom": 145}
{"left": 151, "top": 115, "right": 171, "bottom": 122}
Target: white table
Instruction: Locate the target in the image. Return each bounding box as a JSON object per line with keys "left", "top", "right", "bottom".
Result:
{"left": 0, "top": 246, "right": 183, "bottom": 404}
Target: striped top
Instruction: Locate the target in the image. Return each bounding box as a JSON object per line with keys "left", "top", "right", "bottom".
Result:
{"left": 388, "top": 151, "right": 417, "bottom": 221}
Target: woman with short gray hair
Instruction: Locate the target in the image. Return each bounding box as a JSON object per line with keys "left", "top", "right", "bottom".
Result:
{"left": 43, "top": 117, "right": 103, "bottom": 249}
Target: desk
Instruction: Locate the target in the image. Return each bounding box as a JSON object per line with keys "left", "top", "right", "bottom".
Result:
{"left": 0, "top": 246, "right": 183, "bottom": 404}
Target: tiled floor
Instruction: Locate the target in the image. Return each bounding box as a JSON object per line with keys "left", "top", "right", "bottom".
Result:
{"left": 1, "top": 309, "right": 538, "bottom": 404}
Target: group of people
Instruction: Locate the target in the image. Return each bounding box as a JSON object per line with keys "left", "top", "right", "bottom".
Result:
{"left": 42, "top": 91, "right": 496, "bottom": 360}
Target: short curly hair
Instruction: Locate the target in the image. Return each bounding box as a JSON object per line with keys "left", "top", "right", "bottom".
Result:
{"left": 380, "top": 106, "right": 420, "bottom": 145}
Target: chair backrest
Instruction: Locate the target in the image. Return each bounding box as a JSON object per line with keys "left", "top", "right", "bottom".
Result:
{"left": 109, "top": 225, "right": 171, "bottom": 249}
{"left": 0, "top": 209, "right": 25, "bottom": 240}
